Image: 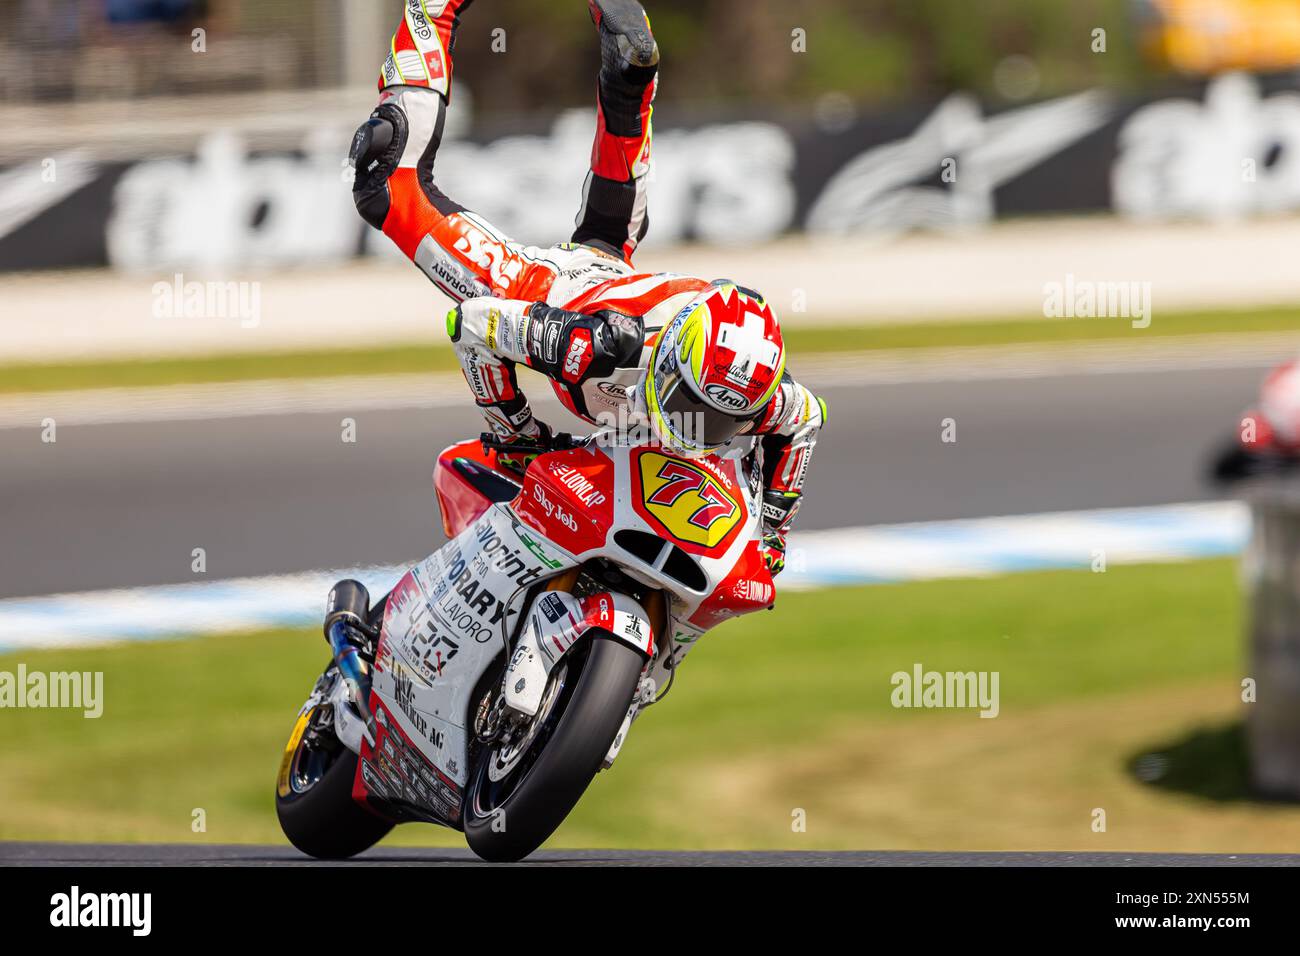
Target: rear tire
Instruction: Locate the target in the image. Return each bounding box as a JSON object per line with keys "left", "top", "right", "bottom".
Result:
{"left": 464, "top": 635, "right": 643, "bottom": 862}
{"left": 276, "top": 720, "right": 393, "bottom": 860}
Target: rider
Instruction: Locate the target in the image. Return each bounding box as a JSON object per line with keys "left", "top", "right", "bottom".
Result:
{"left": 349, "top": 0, "right": 826, "bottom": 576}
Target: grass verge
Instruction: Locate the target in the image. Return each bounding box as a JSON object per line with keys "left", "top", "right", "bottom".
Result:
{"left": 4, "top": 304, "right": 1300, "bottom": 395}
{"left": 3, "top": 558, "right": 1294, "bottom": 852}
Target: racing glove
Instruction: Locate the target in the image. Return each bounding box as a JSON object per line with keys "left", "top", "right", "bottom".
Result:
{"left": 496, "top": 420, "right": 555, "bottom": 478}
{"left": 761, "top": 530, "right": 787, "bottom": 576}
{"left": 760, "top": 488, "right": 801, "bottom": 577}
{"left": 523, "top": 304, "right": 645, "bottom": 385}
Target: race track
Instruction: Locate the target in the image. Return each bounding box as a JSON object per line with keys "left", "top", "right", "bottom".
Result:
{"left": 0, "top": 363, "right": 1263, "bottom": 599}
{"left": 3, "top": 842, "right": 1299, "bottom": 866}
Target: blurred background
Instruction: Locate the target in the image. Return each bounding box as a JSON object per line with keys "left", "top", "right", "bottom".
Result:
{"left": 4, "top": 0, "right": 1300, "bottom": 855}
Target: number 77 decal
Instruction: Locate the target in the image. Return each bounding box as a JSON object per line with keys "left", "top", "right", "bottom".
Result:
{"left": 647, "top": 461, "right": 738, "bottom": 531}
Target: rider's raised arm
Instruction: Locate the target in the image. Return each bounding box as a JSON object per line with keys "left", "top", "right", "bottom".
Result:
{"left": 752, "top": 375, "right": 829, "bottom": 574}
{"left": 450, "top": 298, "right": 645, "bottom": 385}
{"left": 448, "top": 297, "right": 644, "bottom": 448}
{"left": 445, "top": 298, "right": 541, "bottom": 446}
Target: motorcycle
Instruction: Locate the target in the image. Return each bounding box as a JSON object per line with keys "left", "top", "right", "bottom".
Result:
{"left": 274, "top": 429, "right": 777, "bottom": 862}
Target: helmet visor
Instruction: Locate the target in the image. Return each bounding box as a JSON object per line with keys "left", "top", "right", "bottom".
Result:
{"left": 651, "top": 360, "right": 757, "bottom": 450}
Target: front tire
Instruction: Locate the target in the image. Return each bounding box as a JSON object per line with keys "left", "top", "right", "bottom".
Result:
{"left": 464, "top": 635, "right": 643, "bottom": 862}
{"left": 275, "top": 707, "right": 393, "bottom": 859}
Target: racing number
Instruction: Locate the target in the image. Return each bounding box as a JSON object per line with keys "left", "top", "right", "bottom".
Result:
{"left": 646, "top": 462, "right": 738, "bottom": 531}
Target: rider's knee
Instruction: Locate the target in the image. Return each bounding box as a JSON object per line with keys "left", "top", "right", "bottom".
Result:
{"left": 350, "top": 87, "right": 453, "bottom": 230}
{"left": 349, "top": 104, "right": 405, "bottom": 231}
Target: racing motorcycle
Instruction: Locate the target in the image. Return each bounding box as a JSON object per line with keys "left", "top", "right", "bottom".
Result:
{"left": 274, "top": 429, "right": 777, "bottom": 862}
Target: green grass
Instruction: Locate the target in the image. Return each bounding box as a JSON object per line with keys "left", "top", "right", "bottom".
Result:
{"left": 8, "top": 558, "right": 1297, "bottom": 854}
{"left": 0, "top": 344, "right": 458, "bottom": 395}
{"left": 5, "top": 304, "right": 1300, "bottom": 395}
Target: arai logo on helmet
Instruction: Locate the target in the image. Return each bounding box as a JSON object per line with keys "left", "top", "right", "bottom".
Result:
{"left": 704, "top": 382, "right": 748, "bottom": 410}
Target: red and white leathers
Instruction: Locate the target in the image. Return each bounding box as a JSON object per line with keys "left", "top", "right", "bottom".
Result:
{"left": 350, "top": 0, "right": 826, "bottom": 573}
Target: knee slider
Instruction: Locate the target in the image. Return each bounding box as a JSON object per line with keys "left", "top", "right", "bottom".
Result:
{"left": 349, "top": 103, "right": 408, "bottom": 230}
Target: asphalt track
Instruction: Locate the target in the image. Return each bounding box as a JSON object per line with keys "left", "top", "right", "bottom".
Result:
{"left": 0, "top": 364, "right": 1265, "bottom": 598}
{"left": 3, "top": 842, "right": 1299, "bottom": 866}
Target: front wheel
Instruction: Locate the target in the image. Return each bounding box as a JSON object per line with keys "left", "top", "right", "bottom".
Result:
{"left": 463, "top": 634, "right": 643, "bottom": 862}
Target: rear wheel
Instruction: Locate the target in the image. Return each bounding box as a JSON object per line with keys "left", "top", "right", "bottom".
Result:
{"left": 275, "top": 698, "right": 393, "bottom": 859}
{"left": 464, "top": 634, "right": 643, "bottom": 862}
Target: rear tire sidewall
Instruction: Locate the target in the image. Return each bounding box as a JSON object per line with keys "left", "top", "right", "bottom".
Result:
{"left": 463, "top": 634, "right": 644, "bottom": 862}
{"left": 276, "top": 732, "right": 393, "bottom": 860}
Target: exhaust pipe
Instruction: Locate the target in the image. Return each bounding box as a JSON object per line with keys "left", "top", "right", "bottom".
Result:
{"left": 324, "top": 580, "right": 376, "bottom": 739}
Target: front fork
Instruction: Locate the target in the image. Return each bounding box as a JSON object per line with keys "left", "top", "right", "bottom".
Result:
{"left": 501, "top": 577, "right": 663, "bottom": 768}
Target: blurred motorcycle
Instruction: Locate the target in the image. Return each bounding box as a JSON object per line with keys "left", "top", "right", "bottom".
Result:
{"left": 1211, "top": 358, "right": 1300, "bottom": 484}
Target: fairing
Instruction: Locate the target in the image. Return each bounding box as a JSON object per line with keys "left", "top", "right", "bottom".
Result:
{"left": 351, "top": 436, "right": 775, "bottom": 828}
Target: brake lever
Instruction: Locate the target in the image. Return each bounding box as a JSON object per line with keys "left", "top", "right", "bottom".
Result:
{"left": 478, "top": 432, "right": 562, "bottom": 457}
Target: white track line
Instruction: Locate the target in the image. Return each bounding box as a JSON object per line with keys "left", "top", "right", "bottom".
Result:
{"left": 0, "top": 501, "right": 1249, "bottom": 652}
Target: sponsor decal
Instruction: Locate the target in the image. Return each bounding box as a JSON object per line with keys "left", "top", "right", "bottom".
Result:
{"left": 515, "top": 448, "right": 614, "bottom": 555}
{"left": 460, "top": 351, "right": 494, "bottom": 401}
{"left": 733, "top": 578, "right": 773, "bottom": 604}
{"left": 451, "top": 219, "right": 523, "bottom": 292}
{"left": 467, "top": 514, "right": 545, "bottom": 585}
{"left": 434, "top": 591, "right": 503, "bottom": 643}
{"left": 359, "top": 697, "right": 461, "bottom": 824}
{"left": 517, "top": 527, "right": 564, "bottom": 570}
{"left": 513, "top": 313, "right": 530, "bottom": 356}
{"left": 589, "top": 593, "right": 615, "bottom": 630}
{"left": 543, "top": 320, "right": 561, "bottom": 365}
{"left": 548, "top": 463, "right": 608, "bottom": 507}
{"left": 393, "top": 670, "right": 432, "bottom": 741}
{"left": 406, "top": 0, "right": 434, "bottom": 40}
{"left": 638, "top": 451, "right": 743, "bottom": 548}
{"left": 539, "top": 592, "right": 567, "bottom": 624}
{"left": 563, "top": 328, "right": 594, "bottom": 382}
{"left": 485, "top": 308, "right": 500, "bottom": 349}
{"left": 417, "top": 239, "right": 492, "bottom": 300}
{"left": 704, "top": 381, "right": 749, "bottom": 410}
{"left": 529, "top": 480, "right": 581, "bottom": 535}
{"left": 395, "top": 612, "right": 460, "bottom": 685}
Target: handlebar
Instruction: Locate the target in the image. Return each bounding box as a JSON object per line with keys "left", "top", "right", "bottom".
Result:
{"left": 479, "top": 431, "right": 585, "bottom": 457}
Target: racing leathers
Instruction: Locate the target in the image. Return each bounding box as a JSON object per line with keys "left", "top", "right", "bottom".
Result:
{"left": 349, "top": 0, "right": 826, "bottom": 574}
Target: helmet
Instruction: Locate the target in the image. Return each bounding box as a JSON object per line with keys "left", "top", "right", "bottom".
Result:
{"left": 1252, "top": 358, "right": 1300, "bottom": 450}
{"left": 639, "top": 282, "right": 785, "bottom": 458}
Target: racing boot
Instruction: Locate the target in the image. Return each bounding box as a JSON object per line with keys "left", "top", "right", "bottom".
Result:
{"left": 575, "top": 0, "right": 659, "bottom": 258}
{"left": 589, "top": 0, "right": 660, "bottom": 76}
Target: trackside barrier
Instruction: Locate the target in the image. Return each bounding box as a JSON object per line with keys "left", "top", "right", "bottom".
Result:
{"left": 1244, "top": 487, "right": 1300, "bottom": 798}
